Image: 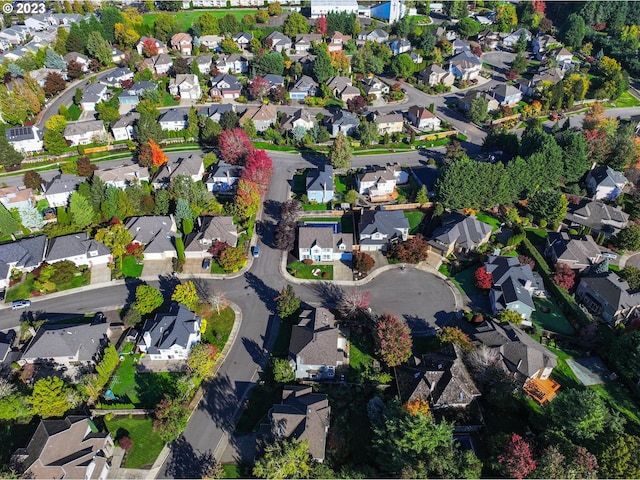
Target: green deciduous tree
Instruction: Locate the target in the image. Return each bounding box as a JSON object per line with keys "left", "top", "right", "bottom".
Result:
{"left": 468, "top": 97, "right": 489, "bottom": 124}
{"left": 29, "top": 377, "right": 72, "bottom": 418}
{"left": 276, "top": 284, "right": 300, "bottom": 319}
{"left": 172, "top": 281, "right": 199, "bottom": 310}
{"left": 391, "top": 53, "right": 415, "bottom": 79}
{"left": 272, "top": 357, "right": 296, "bottom": 383}
{"left": 253, "top": 439, "right": 314, "bottom": 479}
{"left": 598, "top": 434, "right": 640, "bottom": 479}
{"left": 457, "top": 17, "right": 482, "bottom": 38}
{"left": 69, "top": 191, "right": 94, "bottom": 228}
{"left": 283, "top": 12, "right": 310, "bottom": 37}
{"left": 187, "top": 342, "right": 218, "bottom": 380}
{"left": 95, "top": 222, "right": 133, "bottom": 269}
{"left": 328, "top": 132, "right": 352, "bottom": 169}
{"left": 133, "top": 284, "right": 164, "bottom": 315}
{"left": 153, "top": 395, "right": 190, "bottom": 443}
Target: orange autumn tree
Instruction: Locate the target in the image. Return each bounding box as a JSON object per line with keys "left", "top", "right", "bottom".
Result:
{"left": 149, "top": 139, "right": 168, "bottom": 167}
{"left": 404, "top": 398, "right": 430, "bottom": 417}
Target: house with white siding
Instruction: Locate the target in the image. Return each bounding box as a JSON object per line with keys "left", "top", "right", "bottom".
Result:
{"left": 63, "top": 120, "right": 107, "bottom": 146}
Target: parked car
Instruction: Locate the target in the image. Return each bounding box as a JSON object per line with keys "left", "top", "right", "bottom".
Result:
{"left": 202, "top": 258, "right": 211, "bottom": 270}
{"left": 11, "top": 300, "right": 31, "bottom": 310}
{"left": 92, "top": 312, "right": 105, "bottom": 324}
{"left": 601, "top": 251, "right": 618, "bottom": 260}
{"left": 252, "top": 246, "right": 260, "bottom": 258}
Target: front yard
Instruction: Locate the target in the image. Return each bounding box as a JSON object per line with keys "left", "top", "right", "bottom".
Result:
{"left": 122, "top": 255, "right": 143, "bottom": 278}
{"left": 287, "top": 261, "right": 334, "bottom": 280}
{"left": 199, "top": 305, "right": 235, "bottom": 352}
{"left": 104, "top": 416, "right": 165, "bottom": 469}
{"left": 6, "top": 269, "right": 90, "bottom": 302}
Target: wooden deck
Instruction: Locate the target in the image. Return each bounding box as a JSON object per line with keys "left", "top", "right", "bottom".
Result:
{"left": 524, "top": 376, "right": 561, "bottom": 405}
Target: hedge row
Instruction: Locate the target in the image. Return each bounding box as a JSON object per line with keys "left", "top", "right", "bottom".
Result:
{"left": 520, "top": 238, "right": 592, "bottom": 329}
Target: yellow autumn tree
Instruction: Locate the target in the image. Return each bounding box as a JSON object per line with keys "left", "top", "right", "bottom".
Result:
{"left": 404, "top": 398, "right": 430, "bottom": 417}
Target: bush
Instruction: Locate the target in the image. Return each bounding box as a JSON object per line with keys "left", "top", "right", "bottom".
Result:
{"left": 302, "top": 259, "right": 313, "bottom": 265}
{"left": 539, "top": 219, "right": 548, "bottom": 228}
{"left": 322, "top": 271, "right": 329, "bottom": 278}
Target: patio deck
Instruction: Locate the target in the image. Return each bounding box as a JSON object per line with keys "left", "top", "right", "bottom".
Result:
{"left": 524, "top": 376, "right": 561, "bottom": 405}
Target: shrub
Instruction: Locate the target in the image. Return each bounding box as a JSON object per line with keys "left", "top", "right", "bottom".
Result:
{"left": 322, "top": 271, "right": 329, "bottom": 278}
{"left": 539, "top": 219, "right": 548, "bottom": 228}
{"left": 302, "top": 259, "right": 313, "bottom": 265}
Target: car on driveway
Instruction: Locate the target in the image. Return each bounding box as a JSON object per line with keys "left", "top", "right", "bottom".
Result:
{"left": 11, "top": 300, "right": 30, "bottom": 310}
{"left": 202, "top": 258, "right": 211, "bottom": 270}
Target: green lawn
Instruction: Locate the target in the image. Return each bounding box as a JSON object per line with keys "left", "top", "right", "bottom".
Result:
{"left": 525, "top": 227, "right": 548, "bottom": 246}
{"left": 302, "top": 203, "right": 329, "bottom": 211}
{"left": 222, "top": 465, "right": 243, "bottom": 478}
{"left": 396, "top": 177, "right": 418, "bottom": 201}
{"left": 451, "top": 266, "right": 483, "bottom": 296}
{"left": 609, "top": 264, "right": 620, "bottom": 272}
{"left": 104, "top": 416, "right": 165, "bottom": 469}
{"left": 210, "top": 259, "right": 226, "bottom": 274}
{"left": 68, "top": 104, "right": 82, "bottom": 121}
{"left": 591, "top": 381, "right": 640, "bottom": 427}
{"left": 334, "top": 175, "right": 351, "bottom": 194}
{"left": 5, "top": 274, "right": 35, "bottom": 302}
{"left": 404, "top": 211, "right": 425, "bottom": 234}
{"left": 531, "top": 296, "right": 575, "bottom": 336}
{"left": 201, "top": 305, "right": 235, "bottom": 352}
{"left": 0, "top": 203, "right": 20, "bottom": 236}
{"left": 287, "top": 261, "right": 333, "bottom": 280}
{"left": 606, "top": 91, "right": 640, "bottom": 108}
{"left": 162, "top": 92, "right": 180, "bottom": 107}
{"left": 108, "top": 354, "right": 179, "bottom": 407}
{"left": 476, "top": 212, "right": 501, "bottom": 231}
{"left": 122, "top": 255, "right": 143, "bottom": 278}
{"left": 142, "top": 9, "right": 258, "bottom": 31}
{"left": 348, "top": 330, "right": 375, "bottom": 383}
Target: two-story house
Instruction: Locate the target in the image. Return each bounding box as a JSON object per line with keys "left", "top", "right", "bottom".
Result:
{"left": 206, "top": 161, "right": 242, "bottom": 193}
{"left": 110, "top": 111, "right": 140, "bottom": 141}
{"left": 565, "top": 197, "right": 629, "bottom": 238}
{"left": 449, "top": 50, "right": 482, "bottom": 81}
{"left": 169, "top": 74, "right": 201, "bottom": 100}
{"left": 45, "top": 233, "right": 111, "bottom": 268}
{"left": 281, "top": 108, "right": 316, "bottom": 133}
{"left": 138, "top": 303, "right": 201, "bottom": 360}
{"left": 265, "top": 31, "right": 292, "bottom": 52}
{"left": 361, "top": 76, "right": 389, "bottom": 99}
{"left": 544, "top": 232, "right": 601, "bottom": 272}
{"left": 586, "top": 165, "right": 628, "bottom": 201}
{"left": 6, "top": 126, "right": 42, "bottom": 153}
{"left": 194, "top": 54, "right": 213, "bottom": 75}
{"left": 0, "top": 236, "right": 46, "bottom": 290}
{"left": 63, "top": 120, "right": 107, "bottom": 146}
{"left": 490, "top": 84, "right": 523, "bottom": 106}
{"left": 327, "top": 31, "right": 351, "bottom": 52}
{"left": 0, "top": 186, "right": 34, "bottom": 211}
{"left": 136, "top": 36, "right": 167, "bottom": 56}
{"left": 232, "top": 32, "right": 253, "bottom": 50}
{"left": 306, "top": 165, "right": 334, "bottom": 204}
{"left": 298, "top": 225, "right": 352, "bottom": 262}
{"left": 358, "top": 209, "right": 409, "bottom": 251}
{"left": 95, "top": 163, "right": 150, "bottom": 189}
{"left": 576, "top": 272, "right": 640, "bottom": 325}
{"left": 326, "top": 110, "right": 360, "bottom": 136}
{"left": 428, "top": 212, "right": 493, "bottom": 257}
{"left": 215, "top": 54, "right": 249, "bottom": 74}
{"left": 406, "top": 105, "right": 442, "bottom": 131}
{"left": 210, "top": 74, "right": 242, "bottom": 99}
{"left": 294, "top": 33, "right": 323, "bottom": 53}
{"left": 239, "top": 104, "right": 278, "bottom": 132}
{"left": 184, "top": 216, "right": 238, "bottom": 258}
{"left": 43, "top": 173, "right": 84, "bottom": 208}
{"left": 418, "top": 64, "right": 454, "bottom": 87}
{"left": 153, "top": 153, "right": 205, "bottom": 188}
{"left": 159, "top": 108, "right": 188, "bottom": 131}
{"left": 126, "top": 216, "right": 177, "bottom": 260}
{"left": 171, "top": 33, "right": 193, "bottom": 56}
{"left": 143, "top": 53, "right": 173, "bottom": 75}
{"left": 356, "top": 164, "right": 403, "bottom": 199}
{"left": 198, "top": 104, "right": 234, "bottom": 122}
{"left": 289, "top": 75, "right": 318, "bottom": 100}
{"left": 79, "top": 83, "right": 109, "bottom": 111}
{"left": 373, "top": 112, "right": 404, "bottom": 135}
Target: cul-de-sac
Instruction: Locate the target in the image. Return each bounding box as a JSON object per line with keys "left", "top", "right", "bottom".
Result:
{"left": 0, "top": 0, "right": 639, "bottom": 478}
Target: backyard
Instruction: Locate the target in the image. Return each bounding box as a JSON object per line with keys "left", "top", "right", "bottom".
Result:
{"left": 404, "top": 211, "right": 425, "bottom": 235}
{"left": 348, "top": 328, "right": 375, "bottom": 383}
{"left": 104, "top": 416, "right": 165, "bottom": 469}
{"left": 531, "top": 296, "right": 575, "bottom": 336}
{"left": 287, "top": 261, "right": 334, "bottom": 280}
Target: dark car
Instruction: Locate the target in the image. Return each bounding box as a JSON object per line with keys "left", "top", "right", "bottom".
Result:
{"left": 202, "top": 258, "right": 211, "bottom": 270}
{"left": 93, "top": 312, "right": 105, "bottom": 324}
{"left": 256, "top": 221, "right": 264, "bottom": 235}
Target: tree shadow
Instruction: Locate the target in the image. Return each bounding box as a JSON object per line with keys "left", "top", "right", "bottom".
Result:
{"left": 308, "top": 281, "right": 345, "bottom": 308}
{"left": 242, "top": 336, "right": 269, "bottom": 368}
{"left": 164, "top": 435, "right": 219, "bottom": 479}
{"left": 157, "top": 274, "right": 180, "bottom": 299}
{"left": 124, "top": 278, "right": 145, "bottom": 305}
{"left": 262, "top": 199, "right": 280, "bottom": 218}
{"left": 403, "top": 314, "right": 438, "bottom": 336}
{"left": 243, "top": 272, "right": 279, "bottom": 314}
{"left": 134, "top": 371, "right": 179, "bottom": 408}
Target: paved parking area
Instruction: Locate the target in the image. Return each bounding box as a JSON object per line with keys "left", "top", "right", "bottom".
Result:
{"left": 142, "top": 260, "right": 174, "bottom": 277}
{"left": 91, "top": 264, "right": 112, "bottom": 284}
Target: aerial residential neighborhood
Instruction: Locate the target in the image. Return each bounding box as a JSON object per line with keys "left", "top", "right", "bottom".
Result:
{"left": 1, "top": 0, "right": 640, "bottom": 478}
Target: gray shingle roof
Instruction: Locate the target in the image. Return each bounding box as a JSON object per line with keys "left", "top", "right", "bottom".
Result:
{"left": 298, "top": 226, "right": 334, "bottom": 250}
{"left": 565, "top": 197, "right": 629, "bottom": 233}
{"left": 184, "top": 215, "right": 237, "bottom": 250}
{"left": 21, "top": 323, "right": 109, "bottom": 363}
{"left": 139, "top": 303, "right": 200, "bottom": 354}
{"left": 45, "top": 233, "right": 110, "bottom": 263}
{"left": 208, "top": 160, "right": 242, "bottom": 179}
{"left": 579, "top": 272, "right": 640, "bottom": 313}
{"left": 429, "top": 213, "right": 492, "bottom": 250}
{"left": 306, "top": 165, "right": 333, "bottom": 193}
{"left": 588, "top": 165, "right": 628, "bottom": 189}
{"left": 330, "top": 110, "right": 359, "bottom": 127}
{"left": 198, "top": 104, "right": 234, "bottom": 118}
{"left": 159, "top": 108, "right": 188, "bottom": 123}
{"left": 125, "top": 216, "right": 176, "bottom": 254}
{"left": 111, "top": 111, "right": 140, "bottom": 129}
{"left": 154, "top": 153, "right": 203, "bottom": 185}
{"left": 0, "top": 236, "right": 46, "bottom": 280}
{"left": 63, "top": 120, "right": 105, "bottom": 138}
{"left": 485, "top": 255, "right": 536, "bottom": 311}
{"left": 210, "top": 74, "right": 242, "bottom": 90}
{"left": 289, "top": 307, "right": 340, "bottom": 368}
{"left": 358, "top": 210, "right": 409, "bottom": 243}
{"left": 44, "top": 174, "right": 83, "bottom": 196}
{"left": 546, "top": 232, "right": 601, "bottom": 267}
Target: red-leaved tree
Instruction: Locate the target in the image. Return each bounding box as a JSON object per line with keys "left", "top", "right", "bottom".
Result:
{"left": 553, "top": 262, "right": 576, "bottom": 290}
{"left": 475, "top": 266, "right": 493, "bottom": 289}
{"left": 44, "top": 72, "right": 66, "bottom": 98}
{"left": 241, "top": 149, "right": 273, "bottom": 194}
{"left": 387, "top": 236, "right": 429, "bottom": 264}
{"left": 506, "top": 68, "right": 519, "bottom": 81}
{"left": 218, "top": 127, "right": 253, "bottom": 165}
{"left": 142, "top": 37, "right": 159, "bottom": 57}
{"left": 376, "top": 312, "right": 412, "bottom": 367}
{"left": 498, "top": 433, "right": 536, "bottom": 479}
{"left": 208, "top": 240, "right": 229, "bottom": 259}
{"left": 338, "top": 288, "right": 371, "bottom": 319}
{"left": 66, "top": 60, "right": 84, "bottom": 79}
{"left": 118, "top": 436, "right": 134, "bottom": 452}
{"left": 532, "top": 0, "right": 546, "bottom": 14}
{"left": 584, "top": 129, "right": 611, "bottom": 165}
{"left": 149, "top": 139, "right": 168, "bottom": 167}
{"left": 315, "top": 15, "right": 327, "bottom": 35}
{"left": 346, "top": 95, "right": 366, "bottom": 114}
{"left": 249, "top": 76, "right": 270, "bottom": 100}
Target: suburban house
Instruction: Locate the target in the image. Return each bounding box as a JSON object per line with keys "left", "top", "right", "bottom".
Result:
{"left": 126, "top": 82, "right": 157, "bottom": 100}
{"left": 361, "top": 76, "right": 389, "bottom": 99}
{"left": 586, "top": 165, "right": 628, "bottom": 201}
{"left": 0, "top": 186, "right": 34, "bottom": 211}
{"left": 169, "top": 74, "right": 201, "bottom": 100}
{"left": 45, "top": 233, "right": 111, "bottom": 267}
{"left": 327, "top": 31, "right": 351, "bottom": 51}
{"left": 428, "top": 213, "right": 493, "bottom": 257}
{"left": 306, "top": 164, "right": 334, "bottom": 203}
{"left": 43, "top": 173, "right": 84, "bottom": 208}
{"left": 239, "top": 104, "right": 278, "bottom": 132}
{"left": 548, "top": 46, "right": 574, "bottom": 69}
{"left": 326, "top": 110, "right": 360, "bottom": 136}
{"left": 20, "top": 323, "right": 110, "bottom": 366}
{"left": 184, "top": 216, "right": 238, "bottom": 258}
{"left": 406, "top": 105, "right": 442, "bottom": 131}
{"left": 159, "top": 108, "right": 188, "bottom": 131}
{"left": 289, "top": 307, "right": 348, "bottom": 379}
{"left": 478, "top": 30, "right": 501, "bottom": 50}
{"left": 99, "top": 67, "right": 134, "bottom": 87}
{"left": 63, "top": 52, "right": 89, "bottom": 71}
{"left": 490, "top": 84, "right": 523, "bottom": 106}
{"left": 138, "top": 303, "right": 201, "bottom": 360}
{"left": 298, "top": 226, "right": 353, "bottom": 262}
{"left": 263, "top": 74, "right": 285, "bottom": 89}
{"left": 532, "top": 33, "right": 560, "bottom": 58}
{"left": 206, "top": 161, "right": 242, "bottom": 193}
{"left": 0, "top": 236, "right": 46, "bottom": 290}
{"left": 6, "top": 125, "right": 43, "bottom": 153}
{"left": 143, "top": 53, "right": 173, "bottom": 75}
{"left": 171, "top": 32, "right": 193, "bottom": 55}
{"left": 458, "top": 89, "right": 500, "bottom": 112}
{"left": 327, "top": 76, "right": 360, "bottom": 102}
{"left": 289, "top": 75, "right": 318, "bottom": 100}
{"left": 80, "top": 83, "right": 108, "bottom": 111}
{"left": 265, "top": 31, "right": 292, "bottom": 52}
{"left": 95, "top": 164, "right": 150, "bottom": 189}
{"left": 357, "top": 29, "right": 389, "bottom": 43}
{"left": 110, "top": 111, "right": 140, "bottom": 141}
{"left": 419, "top": 64, "right": 454, "bottom": 86}
{"left": 565, "top": 197, "right": 629, "bottom": 238}
{"left": 263, "top": 386, "right": 330, "bottom": 463}
{"left": 389, "top": 38, "right": 412, "bottom": 55}
{"left": 195, "top": 54, "right": 213, "bottom": 75}
{"left": 485, "top": 255, "right": 542, "bottom": 323}
{"left": 395, "top": 344, "right": 481, "bottom": 408}
{"left": 294, "top": 33, "right": 323, "bottom": 53}
{"left": 153, "top": 153, "right": 205, "bottom": 187}
{"left": 198, "top": 104, "right": 234, "bottom": 122}
{"left": 63, "top": 120, "right": 107, "bottom": 146}
{"left": 12, "top": 416, "right": 114, "bottom": 480}
{"left": 232, "top": 32, "right": 253, "bottom": 49}
{"left": 409, "top": 51, "right": 423, "bottom": 64}
{"left": 111, "top": 47, "right": 125, "bottom": 63}
{"left": 356, "top": 164, "right": 406, "bottom": 199}
{"left": 373, "top": 112, "right": 404, "bottom": 135}
{"left": 136, "top": 36, "right": 167, "bottom": 55}
{"left": 200, "top": 35, "right": 223, "bottom": 50}
{"left": 576, "top": 272, "right": 640, "bottom": 325}
{"left": 281, "top": 109, "right": 315, "bottom": 132}
{"left": 0, "top": 329, "right": 15, "bottom": 364}
{"left": 126, "top": 216, "right": 177, "bottom": 260}
{"left": 449, "top": 50, "right": 482, "bottom": 80}
{"left": 544, "top": 232, "right": 602, "bottom": 272}
{"left": 210, "top": 74, "right": 242, "bottom": 99}
{"left": 358, "top": 209, "right": 409, "bottom": 251}
{"left": 452, "top": 39, "right": 471, "bottom": 54}
{"left": 214, "top": 54, "right": 249, "bottom": 74}
{"left": 502, "top": 28, "right": 532, "bottom": 49}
